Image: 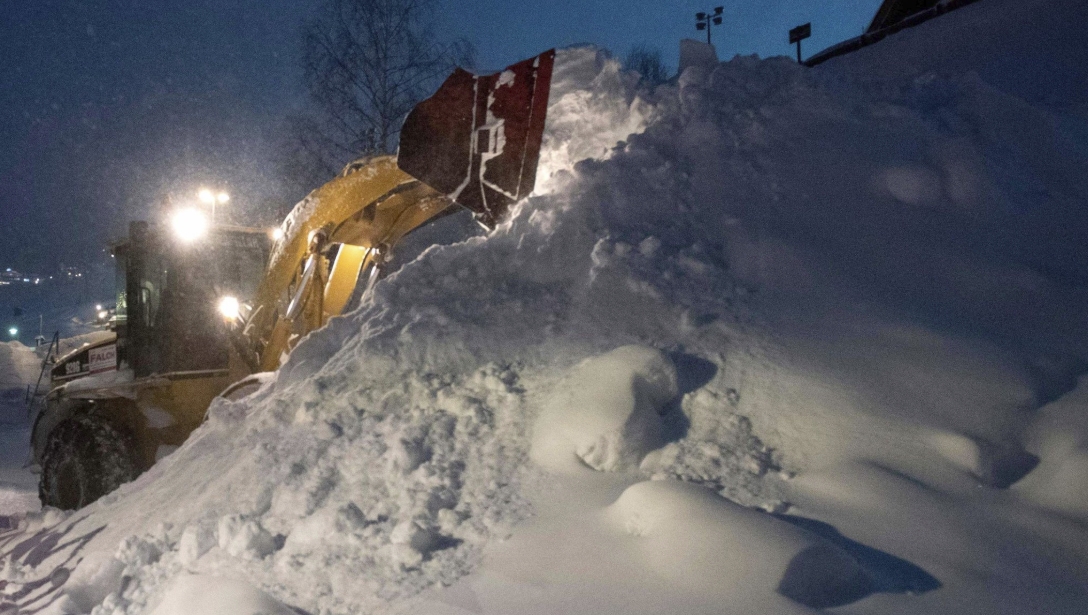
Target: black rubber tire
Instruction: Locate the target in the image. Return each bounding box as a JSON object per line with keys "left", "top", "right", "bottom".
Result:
{"left": 39, "top": 413, "right": 139, "bottom": 510}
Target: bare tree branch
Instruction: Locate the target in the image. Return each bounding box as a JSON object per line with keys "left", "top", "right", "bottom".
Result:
{"left": 276, "top": 0, "right": 475, "bottom": 201}
{"left": 624, "top": 44, "right": 670, "bottom": 86}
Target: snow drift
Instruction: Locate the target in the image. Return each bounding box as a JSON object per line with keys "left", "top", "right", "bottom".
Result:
{"left": 3, "top": 0, "right": 1088, "bottom": 612}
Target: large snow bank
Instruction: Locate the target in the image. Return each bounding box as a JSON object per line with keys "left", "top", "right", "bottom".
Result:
{"left": 3, "top": 0, "right": 1088, "bottom": 612}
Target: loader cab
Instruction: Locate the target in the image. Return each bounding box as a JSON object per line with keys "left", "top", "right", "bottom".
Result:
{"left": 32, "top": 219, "right": 271, "bottom": 511}
{"left": 116, "top": 220, "right": 270, "bottom": 378}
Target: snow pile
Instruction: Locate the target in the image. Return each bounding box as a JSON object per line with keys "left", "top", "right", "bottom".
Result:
{"left": 23, "top": 359, "right": 537, "bottom": 615}
{"left": 3, "top": 0, "right": 1088, "bottom": 612}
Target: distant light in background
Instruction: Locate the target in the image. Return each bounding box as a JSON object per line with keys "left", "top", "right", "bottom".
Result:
{"left": 8, "top": 327, "right": 17, "bottom": 338}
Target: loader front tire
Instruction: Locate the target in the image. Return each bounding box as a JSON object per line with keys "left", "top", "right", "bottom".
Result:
{"left": 39, "top": 413, "right": 138, "bottom": 510}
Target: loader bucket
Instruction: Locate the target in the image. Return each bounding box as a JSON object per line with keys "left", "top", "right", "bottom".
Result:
{"left": 398, "top": 49, "right": 556, "bottom": 228}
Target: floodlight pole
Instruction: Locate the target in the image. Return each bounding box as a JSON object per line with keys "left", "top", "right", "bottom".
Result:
{"left": 695, "top": 6, "right": 725, "bottom": 45}
{"left": 198, "top": 188, "right": 229, "bottom": 223}
{"left": 789, "top": 23, "right": 812, "bottom": 64}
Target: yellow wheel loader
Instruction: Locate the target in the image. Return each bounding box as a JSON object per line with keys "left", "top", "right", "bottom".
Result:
{"left": 30, "top": 50, "right": 555, "bottom": 510}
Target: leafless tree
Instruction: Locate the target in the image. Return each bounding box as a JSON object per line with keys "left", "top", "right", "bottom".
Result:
{"left": 277, "top": 0, "right": 474, "bottom": 203}
{"left": 624, "top": 44, "right": 670, "bottom": 85}
{"left": 274, "top": 115, "right": 346, "bottom": 205}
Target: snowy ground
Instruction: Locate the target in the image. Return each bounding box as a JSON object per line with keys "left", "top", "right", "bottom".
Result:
{"left": 0, "top": 341, "right": 43, "bottom": 516}
{"left": 2, "top": 0, "right": 1088, "bottom": 613}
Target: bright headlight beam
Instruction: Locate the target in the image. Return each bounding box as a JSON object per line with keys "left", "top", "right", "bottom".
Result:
{"left": 171, "top": 208, "right": 209, "bottom": 242}
{"left": 217, "top": 296, "right": 240, "bottom": 321}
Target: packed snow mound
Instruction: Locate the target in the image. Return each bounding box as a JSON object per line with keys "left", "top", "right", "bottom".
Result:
{"left": 148, "top": 575, "right": 295, "bottom": 615}
{"left": 531, "top": 345, "right": 678, "bottom": 472}
{"left": 5, "top": 0, "right": 1088, "bottom": 612}
{"left": 1015, "top": 374, "right": 1088, "bottom": 520}
{"left": 606, "top": 480, "right": 869, "bottom": 610}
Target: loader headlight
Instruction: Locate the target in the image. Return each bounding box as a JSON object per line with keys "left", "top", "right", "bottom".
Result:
{"left": 170, "top": 208, "right": 208, "bottom": 243}
{"left": 217, "top": 296, "right": 241, "bottom": 321}
{"left": 97, "top": 309, "right": 109, "bottom": 320}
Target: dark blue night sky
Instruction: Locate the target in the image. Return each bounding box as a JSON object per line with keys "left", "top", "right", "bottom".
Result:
{"left": 0, "top": 0, "right": 879, "bottom": 272}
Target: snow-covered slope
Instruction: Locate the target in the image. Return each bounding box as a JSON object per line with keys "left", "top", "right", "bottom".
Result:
{"left": 3, "top": 0, "right": 1088, "bottom": 612}
{"left": 0, "top": 341, "right": 42, "bottom": 516}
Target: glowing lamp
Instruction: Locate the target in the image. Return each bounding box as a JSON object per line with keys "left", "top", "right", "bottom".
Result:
{"left": 217, "top": 296, "right": 241, "bottom": 321}
{"left": 171, "top": 208, "right": 209, "bottom": 242}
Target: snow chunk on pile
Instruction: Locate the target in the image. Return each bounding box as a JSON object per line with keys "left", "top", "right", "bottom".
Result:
{"left": 532, "top": 345, "right": 677, "bottom": 473}
{"left": 149, "top": 575, "right": 295, "bottom": 615}
{"left": 535, "top": 48, "right": 654, "bottom": 194}
{"left": 607, "top": 480, "right": 869, "bottom": 610}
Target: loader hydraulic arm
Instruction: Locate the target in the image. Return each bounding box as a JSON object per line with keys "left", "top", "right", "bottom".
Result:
{"left": 237, "top": 157, "right": 451, "bottom": 372}
{"left": 230, "top": 49, "right": 555, "bottom": 374}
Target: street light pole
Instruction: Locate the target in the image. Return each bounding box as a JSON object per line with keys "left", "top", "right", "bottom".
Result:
{"left": 696, "top": 6, "right": 724, "bottom": 45}
{"left": 789, "top": 23, "right": 812, "bottom": 64}
{"left": 198, "top": 188, "right": 230, "bottom": 222}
